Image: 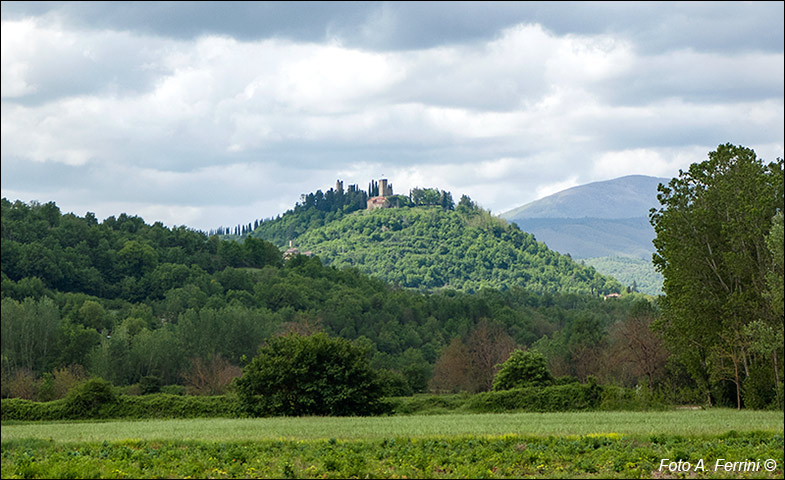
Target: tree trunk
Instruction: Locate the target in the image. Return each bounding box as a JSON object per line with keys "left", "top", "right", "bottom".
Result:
{"left": 734, "top": 359, "right": 741, "bottom": 410}
{"left": 773, "top": 350, "right": 782, "bottom": 409}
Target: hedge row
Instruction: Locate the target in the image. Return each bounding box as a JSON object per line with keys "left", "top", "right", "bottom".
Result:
{"left": 1, "top": 393, "right": 240, "bottom": 421}
{"left": 465, "top": 382, "right": 603, "bottom": 413}
{"left": 389, "top": 383, "right": 664, "bottom": 415}
{"left": 2, "top": 384, "right": 663, "bottom": 421}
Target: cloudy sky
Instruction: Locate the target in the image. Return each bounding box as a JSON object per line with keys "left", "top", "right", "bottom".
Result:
{"left": 2, "top": 1, "right": 783, "bottom": 231}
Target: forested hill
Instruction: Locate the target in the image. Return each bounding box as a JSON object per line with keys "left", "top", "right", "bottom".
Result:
{"left": 1, "top": 197, "right": 646, "bottom": 397}
{"left": 499, "top": 175, "right": 667, "bottom": 296}
{"left": 248, "top": 192, "right": 622, "bottom": 296}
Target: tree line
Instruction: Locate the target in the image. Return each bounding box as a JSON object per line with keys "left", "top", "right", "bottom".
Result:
{"left": 1, "top": 143, "right": 782, "bottom": 411}
{"left": 2, "top": 196, "right": 655, "bottom": 402}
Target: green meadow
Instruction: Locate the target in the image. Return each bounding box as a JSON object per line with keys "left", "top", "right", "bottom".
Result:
{"left": 2, "top": 410, "right": 783, "bottom": 479}
{"left": 2, "top": 410, "right": 783, "bottom": 443}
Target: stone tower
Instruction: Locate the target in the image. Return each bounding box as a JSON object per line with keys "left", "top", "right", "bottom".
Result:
{"left": 379, "top": 178, "right": 393, "bottom": 197}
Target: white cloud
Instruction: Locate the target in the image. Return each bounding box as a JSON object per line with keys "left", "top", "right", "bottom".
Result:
{"left": 535, "top": 177, "right": 581, "bottom": 200}
{"left": 1, "top": 7, "right": 782, "bottom": 231}
{"left": 592, "top": 148, "right": 693, "bottom": 179}
{"left": 0, "top": 20, "right": 39, "bottom": 97}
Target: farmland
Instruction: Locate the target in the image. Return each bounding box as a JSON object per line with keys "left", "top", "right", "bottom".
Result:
{"left": 2, "top": 410, "right": 783, "bottom": 478}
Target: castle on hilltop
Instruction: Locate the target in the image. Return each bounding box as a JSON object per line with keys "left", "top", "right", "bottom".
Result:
{"left": 367, "top": 178, "right": 393, "bottom": 210}
{"left": 329, "top": 177, "right": 397, "bottom": 210}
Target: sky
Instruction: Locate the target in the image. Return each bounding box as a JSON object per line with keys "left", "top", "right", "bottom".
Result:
{"left": 2, "top": 1, "right": 783, "bottom": 232}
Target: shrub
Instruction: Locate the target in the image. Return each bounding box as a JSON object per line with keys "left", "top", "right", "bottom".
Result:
{"left": 377, "top": 369, "right": 413, "bottom": 397}
{"left": 389, "top": 392, "right": 472, "bottom": 415}
{"left": 598, "top": 384, "right": 667, "bottom": 410}
{"left": 37, "top": 373, "right": 56, "bottom": 402}
{"left": 742, "top": 362, "right": 778, "bottom": 410}
{"left": 160, "top": 384, "right": 186, "bottom": 396}
{"left": 182, "top": 355, "right": 242, "bottom": 396}
{"left": 52, "top": 365, "right": 87, "bottom": 399}
{"left": 1, "top": 397, "right": 67, "bottom": 421}
{"left": 492, "top": 349, "right": 553, "bottom": 391}
{"left": 467, "top": 382, "right": 604, "bottom": 413}
{"left": 64, "top": 378, "right": 117, "bottom": 418}
{"left": 553, "top": 375, "right": 580, "bottom": 385}
{"left": 139, "top": 375, "right": 162, "bottom": 395}
{"left": 101, "top": 393, "right": 240, "bottom": 419}
{"left": 235, "top": 333, "right": 389, "bottom": 416}
{"left": 6, "top": 369, "right": 38, "bottom": 400}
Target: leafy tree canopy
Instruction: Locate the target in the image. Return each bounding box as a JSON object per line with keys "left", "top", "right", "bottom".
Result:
{"left": 650, "top": 143, "right": 784, "bottom": 408}
{"left": 256, "top": 203, "right": 621, "bottom": 296}
{"left": 235, "top": 333, "right": 388, "bottom": 417}
{"left": 492, "top": 349, "right": 554, "bottom": 391}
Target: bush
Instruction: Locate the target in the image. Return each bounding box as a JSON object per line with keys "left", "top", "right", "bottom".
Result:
{"left": 116, "top": 384, "right": 142, "bottom": 396}
{"left": 742, "top": 362, "right": 778, "bottom": 410}
{"left": 235, "top": 333, "right": 389, "bottom": 417}
{"left": 182, "top": 355, "right": 242, "bottom": 396}
{"left": 101, "top": 393, "right": 240, "bottom": 419}
{"left": 139, "top": 375, "right": 162, "bottom": 395}
{"left": 599, "top": 384, "right": 666, "bottom": 410}
{"left": 160, "top": 384, "right": 186, "bottom": 396}
{"left": 467, "top": 381, "right": 604, "bottom": 413}
{"left": 492, "top": 349, "right": 554, "bottom": 391}
{"left": 6, "top": 369, "right": 38, "bottom": 400}
{"left": 64, "top": 378, "right": 117, "bottom": 418}
{"left": 1, "top": 398, "right": 68, "bottom": 421}
{"left": 553, "top": 375, "right": 580, "bottom": 385}
{"left": 388, "top": 392, "right": 472, "bottom": 415}
{"left": 377, "top": 369, "right": 414, "bottom": 397}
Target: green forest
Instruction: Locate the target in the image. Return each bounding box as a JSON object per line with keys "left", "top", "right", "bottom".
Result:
{"left": 267, "top": 203, "right": 622, "bottom": 295}
{"left": 582, "top": 256, "right": 663, "bottom": 296}
{"left": 1, "top": 143, "right": 783, "bottom": 413}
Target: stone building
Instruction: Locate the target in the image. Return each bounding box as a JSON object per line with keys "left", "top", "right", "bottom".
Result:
{"left": 367, "top": 178, "right": 394, "bottom": 210}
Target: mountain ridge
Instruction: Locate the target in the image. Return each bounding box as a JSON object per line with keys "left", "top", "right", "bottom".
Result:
{"left": 501, "top": 175, "right": 669, "bottom": 220}
{"left": 498, "top": 174, "right": 667, "bottom": 295}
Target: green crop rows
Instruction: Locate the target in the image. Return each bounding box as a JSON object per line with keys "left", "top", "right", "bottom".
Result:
{"left": 2, "top": 411, "right": 783, "bottom": 478}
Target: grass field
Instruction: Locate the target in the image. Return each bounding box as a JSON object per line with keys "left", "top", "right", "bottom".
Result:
{"left": 2, "top": 409, "right": 783, "bottom": 443}
{"left": 2, "top": 410, "right": 783, "bottom": 478}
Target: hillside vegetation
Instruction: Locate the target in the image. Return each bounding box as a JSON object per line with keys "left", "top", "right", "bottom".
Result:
{"left": 2, "top": 144, "right": 780, "bottom": 414}
{"left": 250, "top": 192, "right": 622, "bottom": 296}
{"left": 292, "top": 206, "right": 621, "bottom": 295}
{"left": 582, "top": 256, "right": 663, "bottom": 296}
{"left": 500, "top": 175, "right": 668, "bottom": 293}
{"left": 0, "top": 197, "right": 650, "bottom": 401}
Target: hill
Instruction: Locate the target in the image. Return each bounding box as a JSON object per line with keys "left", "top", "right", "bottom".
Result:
{"left": 249, "top": 191, "right": 623, "bottom": 296}
{"left": 501, "top": 175, "right": 667, "bottom": 220}
{"left": 1, "top": 197, "right": 647, "bottom": 397}
{"left": 505, "top": 217, "right": 655, "bottom": 259}
{"left": 500, "top": 175, "right": 668, "bottom": 295}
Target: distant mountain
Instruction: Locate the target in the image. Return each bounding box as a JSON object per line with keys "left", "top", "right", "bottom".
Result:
{"left": 506, "top": 217, "right": 655, "bottom": 259}
{"left": 499, "top": 175, "right": 669, "bottom": 295}
{"left": 501, "top": 175, "right": 667, "bottom": 220}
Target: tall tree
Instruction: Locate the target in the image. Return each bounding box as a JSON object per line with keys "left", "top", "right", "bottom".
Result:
{"left": 650, "top": 143, "right": 784, "bottom": 408}
{"left": 608, "top": 300, "right": 667, "bottom": 392}
{"left": 467, "top": 320, "right": 516, "bottom": 392}
{"left": 429, "top": 337, "right": 472, "bottom": 393}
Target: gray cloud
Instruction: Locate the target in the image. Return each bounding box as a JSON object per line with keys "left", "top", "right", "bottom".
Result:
{"left": 1, "top": 2, "right": 782, "bottom": 231}
{"left": 4, "top": 1, "right": 782, "bottom": 53}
